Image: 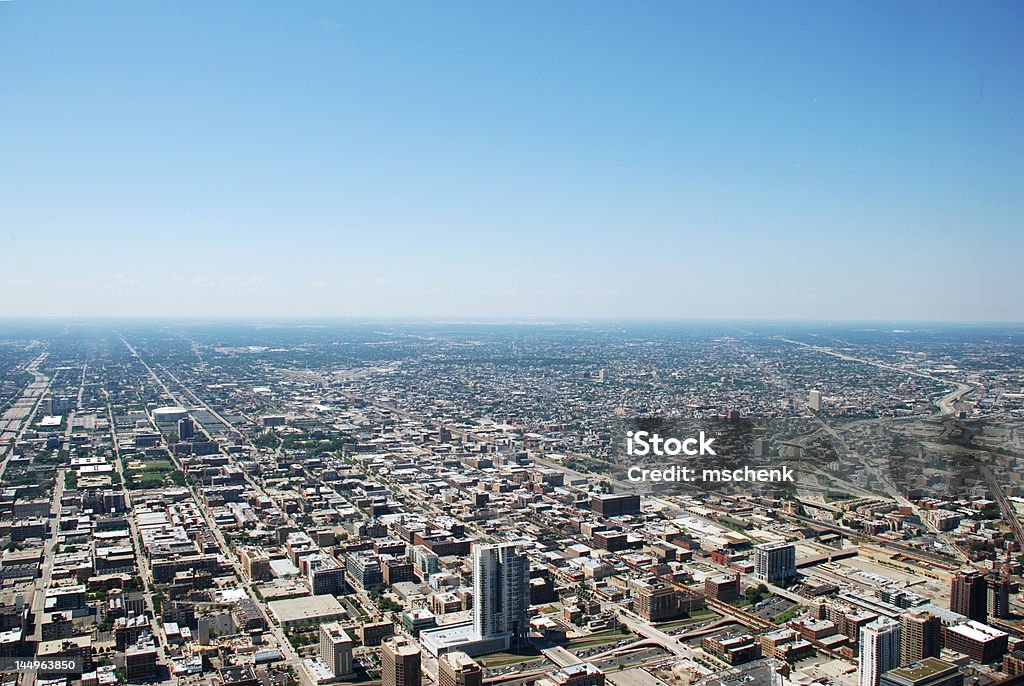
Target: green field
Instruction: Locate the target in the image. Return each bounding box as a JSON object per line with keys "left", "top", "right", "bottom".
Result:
{"left": 125, "top": 460, "right": 184, "bottom": 489}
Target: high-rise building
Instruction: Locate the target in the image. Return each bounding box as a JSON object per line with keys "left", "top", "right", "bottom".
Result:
{"left": 309, "top": 556, "right": 347, "bottom": 596}
{"left": 381, "top": 635, "right": 421, "bottom": 686}
{"left": 438, "top": 651, "right": 483, "bottom": 686}
{"left": 45, "top": 396, "right": 73, "bottom": 416}
{"left": 630, "top": 578, "right": 684, "bottom": 622}
{"left": 473, "top": 542, "right": 529, "bottom": 649}
{"left": 950, "top": 570, "right": 987, "bottom": 623}
{"left": 987, "top": 573, "right": 1011, "bottom": 620}
{"left": 177, "top": 417, "right": 195, "bottom": 441}
{"left": 900, "top": 611, "right": 941, "bottom": 665}
{"left": 754, "top": 541, "right": 796, "bottom": 583}
{"left": 125, "top": 643, "right": 159, "bottom": 681}
{"left": 860, "top": 617, "right": 901, "bottom": 686}
{"left": 808, "top": 390, "right": 823, "bottom": 412}
{"left": 411, "top": 545, "right": 440, "bottom": 578}
{"left": 346, "top": 551, "right": 384, "bottom": 590}
{"left": 238, "top": 547, "right": 272, "bottom": 581}
{"left": 319, "top": 622, "right": 354, "bottom": 678}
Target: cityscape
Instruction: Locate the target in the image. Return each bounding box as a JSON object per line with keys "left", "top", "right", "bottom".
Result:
{"left": 2, "top": 2, "right": 1020, "bottom": 686}
{"left": 0, "top": 321, "right": 1022, "bottom": 686}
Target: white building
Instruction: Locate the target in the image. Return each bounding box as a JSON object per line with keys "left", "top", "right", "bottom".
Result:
{"left": 473, "top": 542, "right": 529, "bottom": 649}
{"left": 319, "top": 622, "right": 354, "bottom": 679}
{"left": 859, "top": 617, "right": 901, "bottom": 686}
{"left": 808, "top": 390, "right": 823, "bottom": 412}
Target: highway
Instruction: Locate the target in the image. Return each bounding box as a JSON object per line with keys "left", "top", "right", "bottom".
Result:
{"left": 778, "top": 337, "right": 976, "bottom": 417}
{"left": 0, "top": 352, "right": 53, "bottom": 469}
{"left": 614, "top": 608, "right": 694, "bottom": 659}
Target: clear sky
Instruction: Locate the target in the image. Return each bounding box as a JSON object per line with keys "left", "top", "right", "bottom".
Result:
{"left": 1, "top": 2, "right": 1021, "bottom": 320}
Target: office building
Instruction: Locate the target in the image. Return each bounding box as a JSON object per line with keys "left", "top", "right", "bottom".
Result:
{"left": 346, "top": 551, "right": 383, "bottom": 591}
{"left": 319, "top": 622, "right": 354, "bottom": 679}
{"left": 808, "top": 390, "right": 823, "bottom": 412}
{"left": 701, "top": 634, "right": 761, "bottom": 665}
{"left": 590, "top": 493, "right": 640, "bottom": 517}
{"left": 943, "top": 621, "right": 1008, "bottom": 663}
{"left": 630, "top": 578, "right": 684, "bottom": 622}
{"left": 860, "top": 618, "right": 901, "bottom": 686}
{"left": 879, "top": 658, "right": 963, "bottom": 686}
{"left": 704, "top": 574, "right": 741, "bottom": 602}
{"left": 438, "top": 652, "right": 482, "bottom": 686}
{"left": 125, "top": 643, "right": 159, "bottom": 681}
{"left": 754, "top": 541, "right": 796, "bottom": 583}
{"left": 310, "top": 556, "right": 348, "bottom": 596}
{"left": 950, "top": 570, "right": 987, "bottom": 623}
{"left": 239, "top": 547, "right": 272, "bottom": 581}
{"left": 987, "top": 573, "right": 1011, "bottom": 620}
{"left": 177, "top": 417, "right": 195, "bottom": 441}
{"left": 900, "top": 611, "right": 941, "bottom": 665}
{"left": 381, "top": 636, "right": 421, "bottom": 686}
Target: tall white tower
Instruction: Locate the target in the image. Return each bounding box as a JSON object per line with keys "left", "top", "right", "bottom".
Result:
{"left": 808, "top": 390, "right": 823, "bottom": 412}
{"left": 473, "top": 542, "right": 529, "bottom": 649}
{"left": 859, "top": 617, "right": 901, "bottom": 686}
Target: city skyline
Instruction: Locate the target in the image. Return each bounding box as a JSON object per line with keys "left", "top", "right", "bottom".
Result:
{"left": 2, "top": 2, "right": 1021, "bottom": 320}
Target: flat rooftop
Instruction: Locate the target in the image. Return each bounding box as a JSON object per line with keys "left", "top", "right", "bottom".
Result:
{"left": 947, "top": 620, "right": 1008, "bottom": 642}
{"left": 268, "top": 594, "right": 346, "bottom": 625}
{"left": 884, "top": 658, "right": 959, "bottom": 680}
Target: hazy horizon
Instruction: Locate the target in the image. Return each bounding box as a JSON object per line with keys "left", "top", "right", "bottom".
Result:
{"left": 2, "top": 316, "right": 1023, "bottom": 328}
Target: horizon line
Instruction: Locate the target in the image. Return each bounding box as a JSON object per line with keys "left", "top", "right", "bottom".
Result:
{"left": 1, "top": 315, "right": 1023, "bottom": 327}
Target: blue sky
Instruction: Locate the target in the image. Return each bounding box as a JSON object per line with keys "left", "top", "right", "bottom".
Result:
{"left": 1, "top": 1, "right": 1021, "bottom": 320}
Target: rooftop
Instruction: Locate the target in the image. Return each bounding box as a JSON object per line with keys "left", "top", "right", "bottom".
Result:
{"left": 267, "top": 594, "right": 346, "bottom": 624}
{"left": 883, "top": 658, "right": 959, "bottom": 680}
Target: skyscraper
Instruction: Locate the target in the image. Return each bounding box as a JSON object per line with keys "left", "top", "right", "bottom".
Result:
{"left": 808, "top": 390, "right": 823, "bottom": 412}
{"left": 900, "top": 611, "right": 941, "bottom": 665}
{"left": 177, "top": 417, "right": 195, "bottom": 441}
{"left": 438, "top": 652, "right": 483, "bottom": 686}
{"left": 381, "top": 636, "right": 421, "bottom": 686}
{"left": 754, "top": 541, "right": 796, "bottom": 583}
{"left": 319, "top": 622, "right": 354, "bottom": 678}
{"left": 860, "top": 617, "right": 901, "bottom": 686}
{"left": 473, "top": 542, "right": 529, "bottom": 649}
{"left": 988, "top": 573, "right": 1011, "bottom": 620}
{"left": 950, "top": 569, "right": 987, "bottom": 623}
